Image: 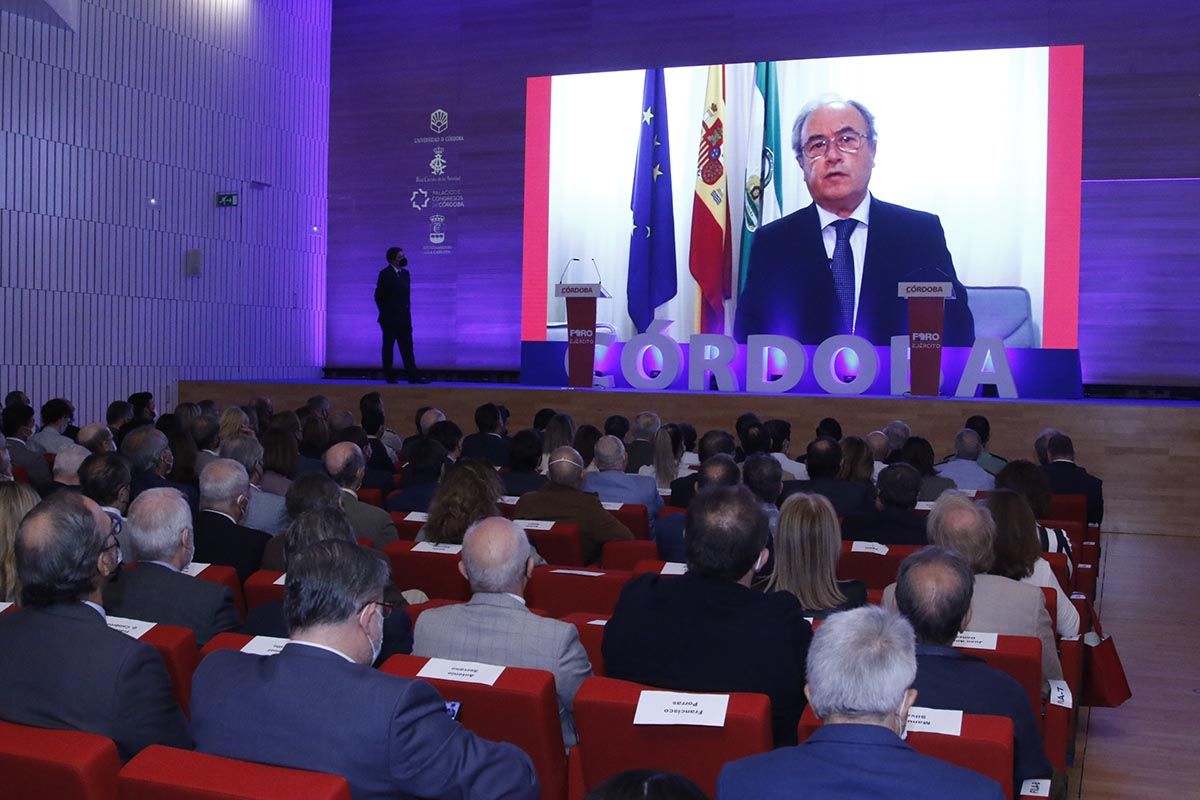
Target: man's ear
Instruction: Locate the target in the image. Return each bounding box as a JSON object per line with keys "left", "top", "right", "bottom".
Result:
{"left": 960, "top": 607, "right": 973, "bottom": 632}
{"left": 180, "top": 526, "right": 192, "bottom": 552}
{"left": 526, "top": 556, "right": 535, "bottom": 579}
{"left": 457, "top": 561, "right": 469, "bottom": 580}
{"left": 803, "top": 684, "right": 814, "bottom": 715}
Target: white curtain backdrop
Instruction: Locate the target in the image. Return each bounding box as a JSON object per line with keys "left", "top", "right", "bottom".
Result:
{"left": 545, "top": 47, "right": 1049, "bottom": 345}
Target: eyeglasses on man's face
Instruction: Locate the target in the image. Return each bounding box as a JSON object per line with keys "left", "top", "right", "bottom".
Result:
{"left": 803, "top": 129, "right": 871, "bottom": 160}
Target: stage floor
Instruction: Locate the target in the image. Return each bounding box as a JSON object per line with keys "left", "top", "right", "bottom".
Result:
{"left": 180, "top": 378, "right": 1200, "bottom": 539}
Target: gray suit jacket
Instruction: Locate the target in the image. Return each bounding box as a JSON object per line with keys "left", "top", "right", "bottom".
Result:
{"left": 582, "top": 470, "right": 663, "bottom": 526}
{"left": 341, "top": 489, "right": 398, "bottom": 548}
{"left": 244, "top": 484, "right": 287, "bottom": 536}
{"left": 413, "top": 592, "right": 592, "bottom": 747}
{"left": 103, "top": 562, "right": 240, "bottom": 646}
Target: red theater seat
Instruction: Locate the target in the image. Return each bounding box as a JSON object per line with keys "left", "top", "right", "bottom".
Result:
{"left": 12, "top": 465, "right": 30, "bottom": 484}
{"left": 139, "top": 624, "right": 200, "bottom": 715}
{"left": 1042, "top": 552, "right": 1071, "bottom": 595}
{"left": 403, "top": 598, "right": 465, "bottom": 625}
{"left": 599, "top": 540, "right": 658, "bottom": 571}
{"left": 355, "top": 488, "right": 385, "bottom": 508}
{"left": 570, "top": 676, "right": 773, "bottom": 798}
{"left": 190, "top": 564, "right": 246, "bottom": 618}
{"left": 118, "top": 745, "right": 350, "bottom": 799}
{"left": 389, "top": 511, "right": 426, "bottom": 540}
{"left": 836, "top": 542, "right": 921, "bottom": 589}
{"left": 242, "top": 570, "right": 285, "bottom": 610}
{"left": 607, "top": 503, "right": 650, "bottom": 540}
{"left": 956, "top": 634, "right": 1042, "bottom": 722}
{"left": 1047, "top": 494, "right": 1087, "bottom": 531}
{"left": 525, "top": 566, "right": 631, "bottom": 618}
{"left": 384, "top": 541, "right": 470, "bottom": 600}
{"left": 200, "top": 632, "right": 256, "bottom": 658}
{"left": 561, "top": 612, "right": 609, "bottom": 676}
{"left": 520, "top": 521, "right": 585, "bottom": 566}
{"left": 381, "top": 654, "right": 566, "bottom": 800}
{"left": 0, "top": 719, "right": 120, "bottom": 800}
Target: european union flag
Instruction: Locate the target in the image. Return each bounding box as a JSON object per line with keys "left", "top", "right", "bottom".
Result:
{"left": 627, "top": 68, "right": 677, "bottom": 333}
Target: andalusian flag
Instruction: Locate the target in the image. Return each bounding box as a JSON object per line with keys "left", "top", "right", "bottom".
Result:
{"left": 627, "top": 68, "right": 677, "bottom": 333}
{"left": 688, "top": 65, "right": 733, "bottom": 335}
{"left": 739, "top": 61, "right": 782, "bottom": 294}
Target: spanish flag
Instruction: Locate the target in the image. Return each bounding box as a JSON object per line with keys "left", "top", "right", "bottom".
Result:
{"left": 688, "top": 65, "right": 733, "bottom": 335}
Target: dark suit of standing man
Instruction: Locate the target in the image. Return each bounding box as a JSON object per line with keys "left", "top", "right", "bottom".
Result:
{"left": 374, "top": 246, "right": 426, "bottom": 384}
{"left": 734, "top": 99, "right": 975, "bottom": 346}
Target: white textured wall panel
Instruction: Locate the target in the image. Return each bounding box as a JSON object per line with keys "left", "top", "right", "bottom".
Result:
{"left": 1, "top": 0, "right": 330, "bottom": 422}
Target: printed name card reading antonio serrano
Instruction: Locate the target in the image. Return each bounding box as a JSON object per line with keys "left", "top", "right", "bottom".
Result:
{"left": 905, "top": 706, "right": 963, "bottom": 736}
{"left": 181, "top": 562, "right": 210, "bottom": 577}
{"left": 241, "top": 636, "right": 289, "bottom": 656}
{"left": 851, "top": 541, "right": 889, "bottom": 555}
{"left": 633, "top": 691, "right": 730, "bottom": 727}
{"left": 418, "top": 658, "right": 505, "bottom": 686}
{"left": 952, "top": 631, "right": 999, "bottom": 650}
{"left": 106, "top": 617, "right": 157, "bottom": 640}
{"left": 411, "top": 542, "right": 463, "bottom": 554}
{"left": 404, "top": 512, "right": 429, "bottom": 522}
{"left": 513, "top": 519, "right": 555, "bottom": 530}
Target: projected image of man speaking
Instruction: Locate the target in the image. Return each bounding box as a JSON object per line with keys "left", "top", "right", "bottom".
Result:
{"left": 734, "top": 98, "right": 976, "bottom": 346}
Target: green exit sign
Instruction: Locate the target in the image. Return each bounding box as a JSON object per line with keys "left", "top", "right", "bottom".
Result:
{"left": 216, "top": 193, "right": 239, "bottom": 207}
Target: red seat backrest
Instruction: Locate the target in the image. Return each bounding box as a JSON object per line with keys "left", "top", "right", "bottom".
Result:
{"left": 1038, "top": 518, "right": 1085, "bottom": 563}
{"left": 200, "top": 632, "right": 257, "bottom": 658}
{"left": 599, "top": 540, "right": 659, "bottom": 571}
{"left": 0, "top": 719, "right": 120, "bottom": 800}
{"left": 519, "top": 521, "right": 585, "bottom": 566}
{"left": 572, "top": 676, "right": 773, "bottom": 798}
{"left": 525, "top": 566, "right": 631, "bottom": 618}
{"left": 956, "top": 634, "right": 1043, "bottom": 721}
{"left": 389, "top": 512, "right": 425, "bottom": 541}
{"left": 118, "top": 745, "right": 351, "bottom": 799}
{"left": 1041, "top": 552, "right": 1071, "bottom": 595}
{"left": 12, "top": 465, "right": 30, "bottom": 484}
{"left": 355, "top": 488, "right": 385, "bottom": 509}
{"left": 836, "top": 542, "right": 922, "bottom": 589}
{"left": 380, "top": 654, "right": 565, "bottom": 800}
{"left": 608, "top": 503, "right": 650, "bottom": 540}
{"left": 191, "top": 564, "right": 246, "bottom": 618}
{"left": 1047, "top": 494, "right": 1087, "bottom": 531}
{"left": 384, "top": 541, "right": 470, "bottom": 600}
{"left": 242, "top": 570, "right": 285, "bottom": 610}
{"left": 403, "top": 598, "right": 465, "bottom": 626}
{"left": 139, "top": 624, "right": 200, "bottom": 716}
{"left": 561, "top": 612, "right": 610, "bottom": 677}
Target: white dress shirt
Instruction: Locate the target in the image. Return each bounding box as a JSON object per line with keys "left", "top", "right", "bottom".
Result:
{"left": 816, "top": 194, "right": 872, "bottom": 329}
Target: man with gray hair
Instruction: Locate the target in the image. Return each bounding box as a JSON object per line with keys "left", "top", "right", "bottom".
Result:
{"left": 624, "top": 411, "right": 660, "bottom": 474}
{"left": 324, "top": 441, "right": 397, "bottom": 548}
{"left": 193, "top": 459, "right": 270, "bottom": 583}
{"left": 583, "top": 435, "right": 663, "bottom": 524}
{"left": 513, "top": 446, "right": 633, "bottom": 564}
{"left": 121, "top": 425, "right": 198, "bottom": 510}
{"left": 46, "top": 443, "right": 91, "bottom": 494}
{"left": 414, "top": 517, "right": 592, "bottom": 746}
{"left": 191, "top": 539, "right": 538, "bottom": 799}
{"left": 718, "top": 606, "right": 1002, "bottom": 799}
{"left": 734, "top": 96, "right": 975, "bottom": 347}
{"left": 77, "top": 422, "right": 116, "bottom": 454}
{"left": 865, "top": 430, "right": 889, "bottom": 479}
{"left": 934, "top": 429, "right": 996, "bottom": 491}
{"left": 220, "top": 434, "right": 287, "bottom": 535}
{"left": 103, "top": 488, "right": 238, "bottom": 646}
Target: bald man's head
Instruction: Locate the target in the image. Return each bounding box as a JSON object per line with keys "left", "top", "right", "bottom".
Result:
{"left": 16, "top": 492, "right": 116, "bottom": 607}
{"left": 547, "top": 446, "right": 584, "bottom": 487}
{"left": 894, "top": 547, "right": 974, "bottom": 645}
{"left": 324, "top": 441, "right": 365, "bottom": 489}
{"left": 459, "top": 517, "right": 533, "bottom": 595}
{"left": 593, "top": 436, "right": 626, "bottom": 471}
{"left": 419, "top": 408, "right": 446, "bottom": 435}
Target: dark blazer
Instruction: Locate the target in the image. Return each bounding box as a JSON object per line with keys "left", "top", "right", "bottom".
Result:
{"left": 385, "top": 481, "right": 439, "bottom": 514}
{"left": 191, "top": 644, "right": 538, "bottom": 800}
{"left": 624, "top": 439, "right": 655, "bottom": 474}
{"left": 1041, "top": 461, "right": 1104, "bottom": 525}
{"left": 716, "top": 723, "right": 1003, "bottom": 800}
{"left": 374, "top": 265, "right": 412, "bottom": 327}
{"left": 654, "top": 513, "right": 686, "bottom": 563}
{"left": 733, "top": 197, "right": 975, "bottom": 346}
{"left": 780, "top": 477, "right": 875, "bottom": 519}
{"left": 603, "top": 572, "right": 813, "bottom": 746}
{"left": 460, "top": 433, "right": 511, "bottom": 468}
{"left": 5, "top": 437, "right": 52, "bottom": 492}
{"left": 103, "top": 562, "right": 240, "bottom": 646}
{"left": 840, "top": 507, "right": 928, "bottom": 546}
{"left": 0, "top": 604, "right": 192, "bottom": 762}
{"left": 365, "top": 436, "right": 397, "bottom": 473}
{"left": 502, "top": 471, "right": 547, "bottom": 498}
{"left": 193, "top": 510, "right": 271, "bottom": 584}
{"left": 242, "top": 599, "right": 413, "bottom": 665}
{"left": 913, "top": 643, "right": 1052, "bottom": 786}
{"left": 130, "top": 470, "right": 199, "bottom": 513}
{"left": 797, "top": 579, "right": 868, "bottom": 620}
{"left": 668, "top": 472, "right": 700, "bottom": 508}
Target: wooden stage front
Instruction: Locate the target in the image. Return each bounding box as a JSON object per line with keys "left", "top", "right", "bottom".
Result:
{"left": 180, "top": 380, "right": 1200, "bottom": 539}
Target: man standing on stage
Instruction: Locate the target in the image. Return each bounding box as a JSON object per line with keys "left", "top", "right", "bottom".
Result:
{"left": 375, "top": 246, "right": 428, "bottom": 384}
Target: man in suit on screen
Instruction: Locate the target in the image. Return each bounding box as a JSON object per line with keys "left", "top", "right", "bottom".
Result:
{"left": 374, "top": 246, "right": 428, "bottom": 384}
{"left": 734, "top": 98, "right": 975, "bottom": 346}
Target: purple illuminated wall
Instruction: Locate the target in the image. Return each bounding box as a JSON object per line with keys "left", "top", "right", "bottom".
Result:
{"left": 329, "top": 0, "right": 1200, "bottom": 387}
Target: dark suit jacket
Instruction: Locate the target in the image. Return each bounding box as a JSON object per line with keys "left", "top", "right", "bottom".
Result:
{"left": 385, "top": 481, "right": 438, "bottom": 514}
{"left": 717, "top": 723, "right": 1003, "bottom": 800}
{"left": 103, "top": 562, "right": 239, "bottom": 646}
{"left": 502, "top": 471, "right": 547, "bottom": 497}
{"left": 460, "top": 432, "right": 512, "bottom": 468}
{"left": 1041, "top": 461, "right": 1104, "bottom": 525}
{"left": 365, "top": 437, "right": 397, "bottom": 474}
{"left": 668, "top": 472, "right": 700, "bottom": 508}
{"left": 733, "top": 197, "right": 975, "bottom": 346}
{"left": 913, "top": 644, "right": 1052, "bottom": 786}
{"left": 0, "top": 604, "right": 191, "bottom": 761}
{"left": 780, "top": 477, "right": 875, "bottom": 519}
{"left": 242, "top": 599, "right": 413, "bottom": 666}
{"left": 840, "top": 507, "right": 928, "bottom": 546}
{"left": 5, "top": 437, "right": 52, "bottom": 492}
{"left": 654, "top": 513, "right": 686, "bottom": 563}
{"left": 193, "top": 511, "right": 271, "bottom": 584}
{"left": 603, "top": 572, "right": 813, "bottom": 746}
{"left": 374, "top": 265, "right": 412, "bottom": 328}
{"left": 191, "top": 644, "right": 538, "bottom": 800}
{"left": 797, "top": 579, "right": 868, "bottom": 620}
{"left": 130, "top": 470, "right": 199, "bottom": 514}
{"left": 624, "top": 439, "right": 655, "bottom": 474}
{"left": 512, "top": 482, "right": 633, "bottom": 565}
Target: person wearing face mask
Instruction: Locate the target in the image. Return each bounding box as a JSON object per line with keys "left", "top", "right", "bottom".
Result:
{"left": 103, "top": 488, "right": 239, "bottom": 647}
{"left": 375, "top": 245, "right": 429, "bottom": 385}
{"left": 603, "top": 485, "right": 814, "bottom": 747}
{"left": 0, "top": 492, "right": 192, "bottom": 761}
{"left": 192, "top": 459, "right": 271, "bottom": 584}
{"left": 120, "top": 425, "right": 199, "bottom": 513}
{"left": 191, "top": 538, "right": 539, "bottom": 800}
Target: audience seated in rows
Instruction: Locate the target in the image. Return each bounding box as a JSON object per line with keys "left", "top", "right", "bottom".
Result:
{"left": 781, "top": 437, "right": 875, "bottom": 518}
{"left": 193, "top": 459, "right": 270, "bottom": 583}
{"left": 584, "top": 435, "right": 663, "bottom": 522}
{"left": 965, "top": 414, "right": 1009, "bottom": 475}
{"left": 262, "top": 472, "right": 343, "bottom": 571}
{"left": 326, "top": 442, "right": 398, "bottom": 548}
{"left": 503, "top": 429, "right": 548, "bottom": 497}
{"left": 836, "top": 435, "right": 873, "bottom": 484}
{"left": 220, "top": 434, "right": 288, "bottom": 535}
{"left": 417, "top": 460, "right": 502, "bottom": 545}
{"left": 767, "top": 493, "right": 867, "bottom": 619}
{"left": 764, "top": 418, "right": 807, "bottom": 480}
{"left": 840, "top": 464, "right": 928, "bottom": 546}
{"left": 898, "top": 436, "right": 957, "bottom": 501}
{"left": 669, "top": 429, "right": 736, "bottom": 507}
{"left": 30, "top": 398, "right": 76, "bottom": 455}
{"left": 625, "top": 412, "right": 660, "bottom": 474}
{"left": 995, "top": 460, "right": 1075, "bottom": 566}
{"left": 934, "top": 429, "right": 996, "bottom": 492}
{"left": 461, "top": 402, "right": 512, "bottom": 467}
{"left": 656, "top": 455, "right": 739, "bottom": 563}
{"left": 388, "top": 437, "right": 448, "bottom": 513}
{"left": 1041, "top": 433, "right": 1104, "bottom": 525}
{"left": 575, "top": 424, "right": 604, "bottom": 471}
{"left": 639, "top": 423, "right": 689, "bottom": 487}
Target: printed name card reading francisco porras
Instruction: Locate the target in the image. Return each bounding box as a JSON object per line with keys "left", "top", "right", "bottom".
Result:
{"left": 952, "top": 631, "right": 999, "bottom": 650}
{"left": 241, "top": 636, "right": 289, "bottom": 656}
{"left": 851, "top": 541, "right": 890, "bottom": 555}
{"left": 106, "top": 617, "right": 157, "bottom": 640}
{"left": 181, "top": 562, "right": 211, "bottom": 577}
{"left": 633, "top": 690, "right": 730, "bottom": 727}
{"left": 273, "top": 573, "right": 287, "bottom": 586}
{"left": 404, "top": 512, "right": 430, "bottom": 522}
{"left": 660, "top": 562, "right": 688, "bottom": 575}
{"left": 905, "top": 706, "right": 963, "bottom": 736}
{"left": 411, "top": 542, "right": 463, "bottom": 554}
{"left": 513, "top": 519, "right": 556, "bottom": 530}
{"left": 550, "top": 569, "right": 606, "bottom": 577}
{"left": 418, "top": 658, "right": 506, "bottom": 686}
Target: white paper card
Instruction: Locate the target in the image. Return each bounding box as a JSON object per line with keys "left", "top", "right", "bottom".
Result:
{"left": 600, "top": 501, "right": 624, "bottom": 511}
{"left": 804, "top": 617, "right": 815, "bottom": 625}
{"left": 905, "top": 706, "right": 963, "bottom": 736}
{"left": 513, "top": 519, "right": 555, "bottom": 530}
{"left": 660, "top": 562, "right": 688, "bottom": 575}
{"left": 915, "top": 501, "right": 937, "bottom": 511}
{"left": 411, "top": 542, "right": 463, "bottom": 554}
{"left": 953, "top": 631, "right": 999, "bottom": 650}
{"left": 106, "top": 616, "right": 157, "bottom": 640}
{"left": 633, "top": 691, "right": 729, "bottom": 727}
{"left": 0, "top": 602, "right": 13, "bottom": 614}
{"left": 241, "top": 636, "right": 289, "bottom": 656}
{"left": 418, "top": 658, "right": 505, "bottom": 686}
{"left": 851, "top": 541, "right": 889, "bottom": 555}
{"left": 586, "top": 619, "right": 608, "bottom": 626}
{"left": 550, "top": 569, "right": 605, "bottom": 577}
{"left": 273, "top": 573, "right": 287, "bottom": 586}
{"left": 1020, "top": 778, "right": 1052, "bottom": 797}
{"left": 404, "top": 512, "right": 429, "bottom": 522}
{"left": 181, "top": 562, "right": 210, "bottom": 577}
{"left": 500, "top": 496, "right": 520, "bottom": 505}
{"left": 962, "top": 490, "right": 978, "bottom": 497}
{"left": 1047, "top": 679, "right": 1073, "bottom": 709}
{"left": 658, "top": 487, "right": 672, "bottom": 496}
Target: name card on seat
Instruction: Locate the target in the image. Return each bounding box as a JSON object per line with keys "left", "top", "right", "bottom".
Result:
{"left": 905, "top": 706, "right": 962, "bottom": 736}
{"left": 658, "top": 487, "right": 672, "bottom": 496}
{"left": 587, "top": 619, "right": 608, "bottom": 626}
{"left": 851, "top": 541, "right": 889, "bottom": 555}
{"left": 418, "top": 658, "right": 505, "bottom": 686}
{"left": 550, "top": 569, "right": 605, "bottom": 577}
{"left": 915, "top": 501, "right": 936, "bottom": 511}
{"left": 107, "top": 616, "right": 157, "bottom": 640}
{"left": 1020, "top": 778, "right": 1052, "bottom": 797}
{"left": 633, "top": 690, "right": 729, "bottom": 727}
{"left": 500, "top": 496, "right": 520, "bottom": 505}
{"left": 600, "top": 501, "right": 624, "bottom": 511}
{"left": 953, "top": 631, "right": 999, "bottom": 650}
{"left": 404, "top": 512, "right": 429, "bottom": 522}
{"left": 660, "top": 562, "right": 688, "bottom": 575}
{"left": 411, "top": 542, "right": 463, "bottom": 554}
{"left": 1047, "top": 679, "right": 1073, "bottom": 709}
{"left": 513, "top": 519, "right": 555, "bottom": 530}
{"left": 181, "top": 562, "right": 210, "bottom": 577}
{"left": 241, "top": 636, "right": 289, "bottom": 656}
{"left": 0, "top": 602, "right": 12, "bottom": 614}
{"left": 273, "top": 573, "right": 287, "bottom": 586}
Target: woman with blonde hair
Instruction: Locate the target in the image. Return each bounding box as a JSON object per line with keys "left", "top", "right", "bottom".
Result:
{"left": 639, "top": 424, "right": 686, "bottom": 488}
{"left": 418, "top": 461, "right": 501, "bottom": 545}
{"left": 218, "top": 406, "right": 254, "bottom": 443}
{"left": 837, "top": 436, "right": 875, "bottom": 484}
{"left": 539, "top": 413, "right": 577, "bottom": 472}
{"left": 766, "top": 493, "right": 867, "bottom": 618}
{"left": 0, "top": 481, "right": 41, "bottom": 602}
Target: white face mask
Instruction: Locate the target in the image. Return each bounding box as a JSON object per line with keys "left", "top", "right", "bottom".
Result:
{"left": 753, "top": 553, "right": 766, "bottom": 573}
{"left": 362, "top": 606, "right": 383, "bottom": 665}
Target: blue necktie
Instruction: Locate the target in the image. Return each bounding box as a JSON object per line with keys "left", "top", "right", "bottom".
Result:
{"left": 830, "top": 218, "right": 858, "bottom": 334}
